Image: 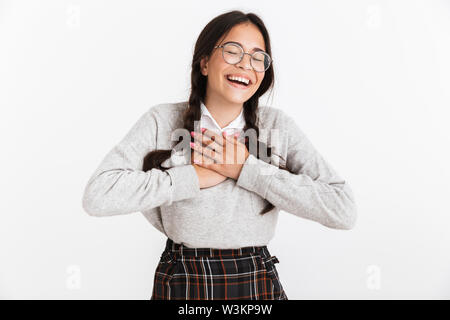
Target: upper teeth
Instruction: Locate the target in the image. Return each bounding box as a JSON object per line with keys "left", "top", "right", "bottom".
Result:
{"left": 227, "top": 75, "right": 250, "bottom": 85}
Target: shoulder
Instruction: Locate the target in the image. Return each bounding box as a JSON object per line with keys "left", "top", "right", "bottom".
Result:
{"left": 257, "top": 104, "right": 308, "bottom": 153}
{"left": 145, "top": 101, "right": 187, "bottom": 126}
{"left": 257, "top": 104, "right": 298, "bottom": 131}
{"left": 147, "top": 100, "right": 187, "bottom": 117}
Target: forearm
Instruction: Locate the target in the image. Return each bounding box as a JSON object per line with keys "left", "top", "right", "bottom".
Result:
{"left": 82, "top": 159, "right": 200, "bottom": 216}
{"left": 236, "top": 154, "right": 357, "bottom": 229}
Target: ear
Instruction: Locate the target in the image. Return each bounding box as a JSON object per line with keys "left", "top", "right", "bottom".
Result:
{"left": 200, "top": 56, "right": 209, "bottom": 76}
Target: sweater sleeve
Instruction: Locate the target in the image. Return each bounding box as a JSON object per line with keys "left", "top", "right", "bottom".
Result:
{"left": 81, "top": 108, "right": 201, "bottom": 217}
{"left": 236, "top": 111, "right": 357, "bottom": 230}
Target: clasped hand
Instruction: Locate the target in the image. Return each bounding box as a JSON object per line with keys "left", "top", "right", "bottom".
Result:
{"left": 190, "top": 128, "right": 249, "bottom": 181}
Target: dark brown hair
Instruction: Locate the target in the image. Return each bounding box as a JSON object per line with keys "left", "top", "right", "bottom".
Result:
{"left": 143, "top": 10, "right": 295, "bottom": 214}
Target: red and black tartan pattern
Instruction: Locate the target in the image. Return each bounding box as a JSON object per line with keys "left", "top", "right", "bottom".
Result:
{"left": 151, "top": 238, "right": 288, "bottom": 300}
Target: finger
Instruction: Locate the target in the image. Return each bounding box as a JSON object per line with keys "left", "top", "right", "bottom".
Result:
{"left": 190, "top": 140, "right": 221, "bottom": 163}
{"left": 221, "top": 131, "right": 240, "bottom": 154}
{"left": 191, "top": 131, "right": 223, "bottom": 156}
{"left": 191, "top": 149, "right": 206, "bottom": 164}
{"left": 201, "top": 128, "right": 224, "bottom": 147}
{"left": 192, "top": 149, "right": 214, "bottom": 165}
{"left": 222, "top": 131, "right": 239, "bottom": 146}
{"left": 233, "top": 131, "right": 247, "bottom": 146}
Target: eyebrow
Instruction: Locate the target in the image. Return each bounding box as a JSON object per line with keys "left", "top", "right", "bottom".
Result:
{"left": 223, "top": 41, "right": 266, "bottom": 53}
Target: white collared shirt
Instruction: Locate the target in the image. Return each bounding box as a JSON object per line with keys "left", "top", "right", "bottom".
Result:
{"left": 165, "top": 102, "right": 246, "bottom": 168}
{"left": 200, "top": 101, "right": 245, "bottom": 135}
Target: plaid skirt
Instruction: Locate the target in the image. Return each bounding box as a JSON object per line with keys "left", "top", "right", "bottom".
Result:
{"left": 150, "top": 238, "right": 288, "bottom": 300}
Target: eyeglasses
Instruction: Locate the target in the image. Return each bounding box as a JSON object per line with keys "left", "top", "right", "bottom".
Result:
{"left": 214, "top": 42, "right": 272, "bottom": 73}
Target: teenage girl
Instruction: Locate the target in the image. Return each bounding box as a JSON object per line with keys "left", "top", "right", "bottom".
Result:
{"left": 82, "top": 10, "right": 357, "bottom": 300}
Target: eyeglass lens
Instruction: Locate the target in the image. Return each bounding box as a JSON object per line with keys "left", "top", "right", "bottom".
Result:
{"left": 222, "top": 43, "right": 270, "bottom": 72}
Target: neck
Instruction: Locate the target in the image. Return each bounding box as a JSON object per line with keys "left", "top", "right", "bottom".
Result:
{"left": 203, "top": 96, "right": 243, "bottom": 129}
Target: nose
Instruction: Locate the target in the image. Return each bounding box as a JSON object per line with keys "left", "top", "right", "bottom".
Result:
{"left": 235, "top": 53, "right": 252, "bottom": 70}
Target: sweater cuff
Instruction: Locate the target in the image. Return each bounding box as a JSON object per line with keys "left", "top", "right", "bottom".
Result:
{"left": 236, "top": 154, "right": 277, "bottom": 198}
{"left": 166, "top": 164, "right": 200, "bottom": 202}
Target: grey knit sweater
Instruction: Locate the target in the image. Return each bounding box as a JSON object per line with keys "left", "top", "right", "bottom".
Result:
{"left": 82, "top": 101, "right": 357, "bottom": 248}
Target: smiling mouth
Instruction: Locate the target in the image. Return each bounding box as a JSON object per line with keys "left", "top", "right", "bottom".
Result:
{"left": 224, "top": 75, "right": 251, "bottom": 89}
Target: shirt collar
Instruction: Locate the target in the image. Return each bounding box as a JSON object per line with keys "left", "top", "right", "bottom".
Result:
{"left": 200, "top": 101, "right": 245, "bottom": 133}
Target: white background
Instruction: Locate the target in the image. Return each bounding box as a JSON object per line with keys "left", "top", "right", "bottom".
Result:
{"left": 1, "top": 0, "right": 449, "bottom": 299}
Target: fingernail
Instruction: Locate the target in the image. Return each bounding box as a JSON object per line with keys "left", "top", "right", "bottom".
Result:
{"left": 201, "top": 128, "right": 206, "bottom": 133}
{"left": 194, "top": 159, "right": 200, "bottom": 164}
{"left": 190, "top": 131, "right": 195, "bottom": 137}
{"left": 223, "top": 131, "right": 227, "bottom": 136}
{"left": 190, "top": 142, "right": 195, "bottom": 148}
{"left": 234, "top": 132, "right": 239, "bottom": 138}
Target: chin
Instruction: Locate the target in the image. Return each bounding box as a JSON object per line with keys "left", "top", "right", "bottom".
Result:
{"left": 223, "top": 89, "right": 252, "bottom": 102}
{"left": 224, "top": 95, "right": 248, "bottom": 105}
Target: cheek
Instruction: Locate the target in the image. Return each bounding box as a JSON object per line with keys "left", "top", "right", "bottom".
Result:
{"left": 210, "top": 56, "right": 228, "bottom": 72}
{"left": 209, "top": 63, "right": 228, "bottom": 84}
{"left": 258, "top": 73, "right": 265, "bottom": 83}
{"left": 254, "top": 74, "right": 264, "bottom": 88}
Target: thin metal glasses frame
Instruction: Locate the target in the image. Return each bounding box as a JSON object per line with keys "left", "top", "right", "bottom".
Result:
{"left": 214, "top": 42, "right": 272, "bottom": 72}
